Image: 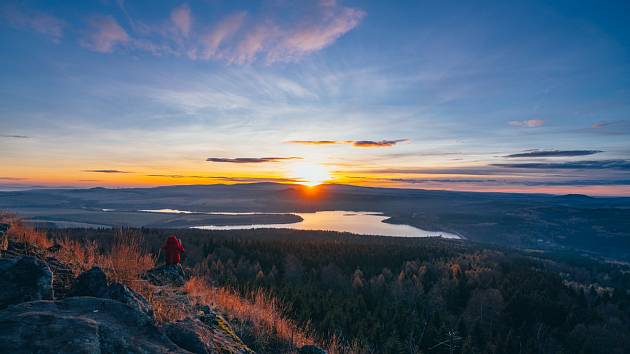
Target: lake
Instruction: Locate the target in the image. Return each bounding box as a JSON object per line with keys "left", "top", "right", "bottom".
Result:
{"left": 141, "top": 210, "right": 460, "bottom": 239}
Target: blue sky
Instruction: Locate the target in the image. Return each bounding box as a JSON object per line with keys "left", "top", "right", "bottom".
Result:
{"left": 1, "top": 0, "right": 629, "bottom": 195}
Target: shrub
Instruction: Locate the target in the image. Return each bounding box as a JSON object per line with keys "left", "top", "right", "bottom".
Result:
{"left": 100, "top": 229, "right": 155, "bottom": 285}
{"left": 2, "top": 213, "right": 53, "bottom": 249}
{"left": 185, "top": 276, "right": 316, "bottom": 351}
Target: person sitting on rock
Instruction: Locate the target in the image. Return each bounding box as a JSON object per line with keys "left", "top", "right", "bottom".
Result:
{"left": 162, "top": 235, "right": 185, "bottom": 265}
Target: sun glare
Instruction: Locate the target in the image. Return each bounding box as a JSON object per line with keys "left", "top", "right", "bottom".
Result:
{"left": 289, "top": 162, "right": 331, "bottom": 186}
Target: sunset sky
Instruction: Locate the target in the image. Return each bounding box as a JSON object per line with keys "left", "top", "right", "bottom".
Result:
{"left": 1, "top": 0, "right": 629, "bottom": 195}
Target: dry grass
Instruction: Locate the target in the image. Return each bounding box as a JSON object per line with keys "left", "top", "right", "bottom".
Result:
{"left": 54, "top": 236, "right": 99, "bottom": 275}
{"left": 136, "top": 280, "right": 190, "bottom": 323}
{"left": 185, "top": 276, "right": 316, "bottom": 350}
{"left": 2, "top": 213, "right": 53, "bottom": 249}
{"left": 184, "top": 276, "right": 373, "bottom": 354}
{"left": 99, "top": 229, "right": 155, "bottom": 285}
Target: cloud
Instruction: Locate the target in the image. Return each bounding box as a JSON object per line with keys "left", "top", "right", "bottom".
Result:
{"left": 145, "top": 174, "right": 301, "bottom": 183}
{"left": 492, "top": 160, "right": 630, "bottom": 170}
{"left": 206, "top": 157, "right": 302, "bottom": 163}
{"left": 509, "top": 119, "right": 545, "bottom": 127}
{"left": 81, "top": 16, "right": 129, "bottom": 53}
{"left": 83, "top": 169, "right": 133, "bottom": 173}
{"left": 197, "top": 12, "right": 247, "bottom": 59}
{"left": 1, "top": 5, "right": 65, "bottom": 42}
{"left": 170, "top": 4, "right": 192, "bottom": 37}
{"left": 0, "top": 134, "right": 29, "bottom": 139}
{"left": 287, "top": 139, "right": 408, "bottom": 147}
{"left": 74, "top": 1, "right": 362, "bottom": 63}
{"left": 287, "top": 140, "right": 342, "bottom": 145}
{"left": 505, "top": 150, "right": 603, "bottom": 158}
{"left": 265, "top": 2, "right": 366, "bottom": 63}
{"left": 390, "top": 178, "right": 499, "bottom": 184}
{"left": 352, "top": 139, "right": 408, "bottom": 147}
{"left": 590, "top": 120, "right": 630, "bottom": 135}
{"left": 388, "top": 178, "right": 630, "bottom": 186}
{"left": 0, "top": 177, "right": 27, "bottom": 181}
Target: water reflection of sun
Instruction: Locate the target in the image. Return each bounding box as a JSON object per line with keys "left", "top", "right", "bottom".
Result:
{"left": 289, "top": 162, "right": 331, "bottom": 187}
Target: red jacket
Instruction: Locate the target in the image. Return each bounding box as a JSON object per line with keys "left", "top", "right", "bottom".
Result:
{"left": 162, "top": 236, "right": 185, "bottom": 265}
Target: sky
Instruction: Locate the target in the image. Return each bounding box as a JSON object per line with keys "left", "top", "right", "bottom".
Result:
{"left": 1, "top": 0, "right": 629, "bottom": 195}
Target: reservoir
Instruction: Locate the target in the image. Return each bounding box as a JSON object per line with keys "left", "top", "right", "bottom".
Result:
{"left": 140, "top": 210, "right": 460, "bottom": 239}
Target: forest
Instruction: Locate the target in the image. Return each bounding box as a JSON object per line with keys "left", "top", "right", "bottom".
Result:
{"left": 53, "top": 227, "right": 630, "bottom": 354}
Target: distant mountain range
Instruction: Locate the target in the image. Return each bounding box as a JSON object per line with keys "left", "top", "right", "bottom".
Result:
{"left": 1, "top": 183, "right": 629, "bottom": 259}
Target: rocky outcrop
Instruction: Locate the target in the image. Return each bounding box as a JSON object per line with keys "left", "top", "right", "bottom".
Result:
{"left": 0, "top": 239, "right": 257, "bottom": 354}
{"left": 143, "top": 264, "right": 187, "bottom": 287}
{"left": 0, "top": 255, "right": 53, "bottom": 309}
{"left": 0, "top": 297, "right": 187, "bottom": 354}
{"left": 163, "top": 316, "right": 252, "bottom": 354}
{"left": 70, "top": 266, "right": 153, "bottom": 318}
{"left": 70, "top": 266, "right": 108, "bottom": 297}
{"left": 103, "top": 282, "right": 154, "bottom": 318}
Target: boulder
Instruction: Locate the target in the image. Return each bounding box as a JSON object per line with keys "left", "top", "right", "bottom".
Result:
{"left": 69, "top": 267, "right": 153, "bottom": 317}
{"left": 0, "top": 297, "right": 187, "bottom": 353}
{"left": 163, "top": 316, "right": 253, "bottom": 354}
{"left": 102, "top": 283, "right": 154, "bottom": 318}
{"left": 70, "top": 266, "right": 108, "bottom": 297}
{"left": 143, "top": 264, "right": 187, "bottom": 287}
{"left": 0, "top": 256, "right": 53, "bottom": 309}
{"left": 299, "top": 345, "right": 328, "bottom": 354}
{"left": 163, "top": 318, "right": 213, "bottom": 354}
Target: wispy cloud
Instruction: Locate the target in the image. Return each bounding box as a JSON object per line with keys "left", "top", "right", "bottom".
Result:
{"left": 197, "top": 12, "right": 247, "bottom": 60}
{"left": 492, "top": 160, "right": 630, "bottom": 170}
{"left": 145, "top": 174, "right": 301, "bottom": 183}
{"left": 590, "top": 120, "right": 630, "bottom": 135}
{"left": 83, "top": 169, "right": 133, "bottom": 173}
{"left": 170, "top": 4, "right": 192, "bottom": 37}
{"left": 1, "top": 4, "right": 65, "bottom": 42}
{"left": 0, "top": 134, "right": 29, "bottom": 139}
{"left": 509, "top": 119, "right": 545, "bottom": 127}
{"left": 287, "top": 139, "right": 408, "bottom": 147}
{"left": 206, "top": 157, "right": 302, "bottom": 163}
{"left": 263, "top": 1, "right": 366, "bottom": 63}
{"left": 288, "top": 140, "right": 341, "bottom": 145}
{"left": 72, "top": 1, "right": 364, "bottom": 63}
{"left": 505, "top": 150, "right": 603, "bottom": 158}
{"left": 0, "top": 177, "right": 27, "bottom": 181}
{"left": 388, "top": 178, "right": 630, "bottom": 186}
{"left": 352, "top": 139, "right": 408, "bottom": 147}
{"left": 81, "top": 16, "right": 129, "bottom": 53}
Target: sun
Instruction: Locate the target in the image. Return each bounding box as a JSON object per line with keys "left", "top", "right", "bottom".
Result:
{"left": 289, "top": 162, "right": 331, "bottom": 187}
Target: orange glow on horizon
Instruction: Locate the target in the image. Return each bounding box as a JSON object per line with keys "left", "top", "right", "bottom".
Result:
{"left": 288, "top": 162, "right": 332, "bottom": 187}
{"left": 2, "top": 166, "right": 630, "bottom": 196}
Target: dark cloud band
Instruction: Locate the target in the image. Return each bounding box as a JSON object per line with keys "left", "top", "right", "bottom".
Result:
{"left": 492, "top": 160, "right": 630, "bottom": 170}
{"left": 206, "top": 157, "right": 302, "bottom": 163}
{"left": 287, "top": 139, "right": 408, "bottom": 147}
{"left": 505, "top": 150, "right": 602, "bottom": 158}
{"left": 0, "top": 134, "right": 29, "bottom": 139}
{"left": 146, "top": 174, "right": 301, "bottom": 183}
{"left": 83, "top": 169, "right": 133, "bottom": 173}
